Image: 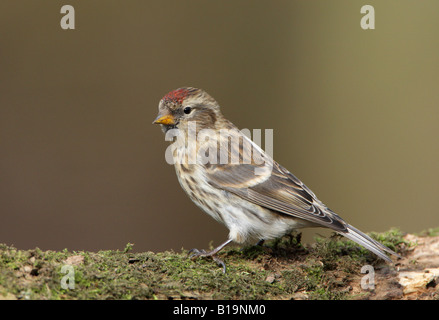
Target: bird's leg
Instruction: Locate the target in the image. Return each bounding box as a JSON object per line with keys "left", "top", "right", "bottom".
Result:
{"left": 189, "top": 239, "right": 233, "bottom": 273}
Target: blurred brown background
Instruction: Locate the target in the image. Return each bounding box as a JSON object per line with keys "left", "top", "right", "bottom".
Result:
{"left": 1, "top": 1, "right": 438, "bottom": 252}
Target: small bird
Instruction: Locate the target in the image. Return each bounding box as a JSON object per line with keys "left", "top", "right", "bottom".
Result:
{"left": 153, "top": 87, "right": 399, "bottom": 272}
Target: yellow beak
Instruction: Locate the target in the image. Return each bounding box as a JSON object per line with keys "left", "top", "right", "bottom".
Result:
{"left": 152, "top": 113, "right": 175, "bottom": 125}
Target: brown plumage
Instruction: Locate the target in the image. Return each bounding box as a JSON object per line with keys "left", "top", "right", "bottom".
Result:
{"left": 153, "top": 87, "right": 399, "bottom": 272}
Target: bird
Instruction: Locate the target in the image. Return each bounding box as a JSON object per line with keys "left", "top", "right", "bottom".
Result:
{"left": 153, "top": 87, "right": 399, "bottom": 272}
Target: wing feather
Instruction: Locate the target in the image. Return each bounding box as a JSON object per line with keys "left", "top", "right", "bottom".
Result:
{"left": 204, "top": 132, "right": 347, "bottom": 231}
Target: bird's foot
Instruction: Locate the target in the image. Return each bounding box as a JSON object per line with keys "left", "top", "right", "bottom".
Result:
{"left": 188, "top": 239, "right": 232, "bottom": 273}
{"left": 188, "top": 248, "right": 227, "bottom": 273}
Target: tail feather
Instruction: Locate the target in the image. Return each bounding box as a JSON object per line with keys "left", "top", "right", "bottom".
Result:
{"left": 338, "top": 225, "right": 401, "bottom": 262}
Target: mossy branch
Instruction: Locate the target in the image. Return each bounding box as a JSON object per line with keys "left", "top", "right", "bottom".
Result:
{"left": 0, "top": 228, "right": 438, "bottom": 300}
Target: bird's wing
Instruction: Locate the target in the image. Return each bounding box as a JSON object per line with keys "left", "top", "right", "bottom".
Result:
{"left": 199, "top": 125, "right": 399, "bottom": 262}
{"left": 204, "top": 134, "right": 347, "bottom": 232}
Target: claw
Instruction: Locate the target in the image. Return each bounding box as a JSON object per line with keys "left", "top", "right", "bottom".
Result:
{"left": 187, "top": 239, "right": 232, "bottom": 273}
{"left": 212, "top": 256, "right": 227, "bottom": 273}
{"left": 188, "top": 248, "right": 207, "bottom": 259}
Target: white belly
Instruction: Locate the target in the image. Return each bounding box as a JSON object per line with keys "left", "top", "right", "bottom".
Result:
{"left": 174, "top": 162, "right": 303, "bottom": 244}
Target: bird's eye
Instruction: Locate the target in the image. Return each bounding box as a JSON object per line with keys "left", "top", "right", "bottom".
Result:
{"left": 183, "top": 106, "right": 192, "bottom": 114}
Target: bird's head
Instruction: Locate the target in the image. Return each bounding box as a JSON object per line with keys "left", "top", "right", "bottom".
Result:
{"left": 153, "top": 87, "right": 223, "bottom": 133}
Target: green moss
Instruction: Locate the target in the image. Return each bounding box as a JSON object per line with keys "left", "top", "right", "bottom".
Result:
{"left": 158, "top": 249, "right": 278, "bottom": 299}
{"left": 368, "top": 228, "right": 410, "bottom": 252}
{"left": 280, "top": 269, "right": 307, "bottom": 294}
{"left": 417, "top": 227, "right": 439, "bottom": 237}
{"left": 302, "top": 263, "right": 349, "bottom": 300}
{"left": 313, "top": 227, "right": 409, "bottom": 266}
{"left": 0, "top": 228, "right": 431, "bottom": 300}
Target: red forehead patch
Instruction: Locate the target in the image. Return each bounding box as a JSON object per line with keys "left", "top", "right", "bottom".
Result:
{"left": 162, "top": 88, "right": 191, "bottom": 104}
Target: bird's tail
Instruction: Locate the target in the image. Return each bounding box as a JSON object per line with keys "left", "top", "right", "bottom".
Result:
{"left": 339, "top": 224, "right": 401, "bottom": 263}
